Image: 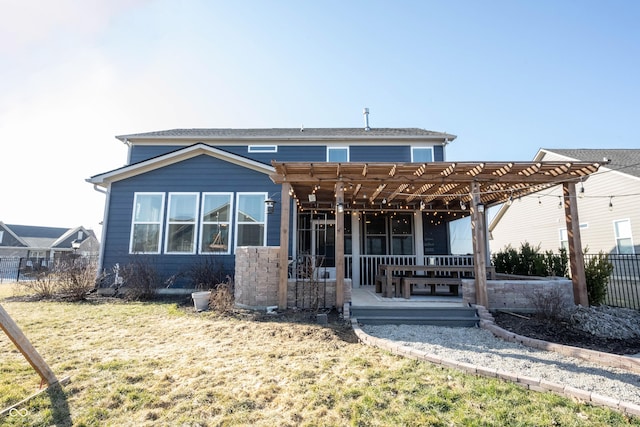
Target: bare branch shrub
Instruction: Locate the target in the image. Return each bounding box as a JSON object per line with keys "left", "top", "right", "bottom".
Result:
{"left": 186, "top": 257, "right": 227, "bottom": 290}
{"left": 528, "top": 287, "right": 570, "bottom": 320}
{"left": 55, "top": 258, "right": 98, "bottom": 301}
{"left": 119, "top": 257, "right": 161, "bottom": 300}
{"left": 18, "top": 271, "right": 58, "bottom": 299}
{"left": 209, "top": 280, "right": 234, "bottom": 313}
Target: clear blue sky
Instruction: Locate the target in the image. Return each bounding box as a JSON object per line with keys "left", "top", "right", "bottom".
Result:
{"left": 1, "top": 0, "right": 638, "bottom": 236}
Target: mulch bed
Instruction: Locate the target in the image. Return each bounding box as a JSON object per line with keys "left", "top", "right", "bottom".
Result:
{"left": 492, "top": 311, "right": 640, "bottom": 356}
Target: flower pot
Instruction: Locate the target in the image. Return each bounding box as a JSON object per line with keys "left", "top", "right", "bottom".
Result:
{"left": 191, "top": 291, "right": 212, "bottom": 312}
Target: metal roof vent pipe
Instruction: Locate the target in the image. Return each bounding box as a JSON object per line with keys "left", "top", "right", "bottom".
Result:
{"left": 363, "top": 107, "right": 371, "bottom": 131}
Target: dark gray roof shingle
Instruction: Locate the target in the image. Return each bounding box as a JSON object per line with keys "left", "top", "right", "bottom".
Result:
{"left": 545, "top": 149, "right": 640, "bottom": 178}
{"left": 117, "top": 128, "right": 455, "bottom": 141}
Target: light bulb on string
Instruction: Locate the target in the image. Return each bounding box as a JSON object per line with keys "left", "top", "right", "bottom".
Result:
{"left": 609, "top": 196, "right": 614, "bottom": 211}
{"left": 557, "top": 196, "right": 562, "bottom": 209}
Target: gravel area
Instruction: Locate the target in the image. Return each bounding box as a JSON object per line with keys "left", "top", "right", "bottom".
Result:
{"left": 361, "top": 324, "right": 640, "bottom": 406}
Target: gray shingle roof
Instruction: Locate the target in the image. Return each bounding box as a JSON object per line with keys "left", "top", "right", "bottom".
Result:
{"left": 6, "top": 224, "right": 70, "bottom": 239}
{"left": 545, "top": 149, "right": 640, "bottom": 179}
{"left": 116, "top": 128, "right": 456, "bottom": 141}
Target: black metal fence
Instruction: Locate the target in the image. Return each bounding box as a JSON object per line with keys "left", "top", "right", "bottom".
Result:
{"left": 583, "top": 253, "right": 640, "bottom": 310}
{"left": 0, "top": 256, "right": 98, "bottom": 284}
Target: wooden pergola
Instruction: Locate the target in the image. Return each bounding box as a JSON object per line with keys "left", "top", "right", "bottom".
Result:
{"left": 270, "top": 160, "right": 602, "bottom": 310}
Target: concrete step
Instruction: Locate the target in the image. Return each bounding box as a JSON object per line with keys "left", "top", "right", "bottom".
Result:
{"left": 352, "top": 305, "right": 479, "bottom": 327}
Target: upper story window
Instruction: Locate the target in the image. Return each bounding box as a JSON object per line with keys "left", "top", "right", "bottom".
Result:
{"left": 614, "top": 219, "right": 634, "bottom": 254}
{"left": 165, "top": 193, "right": 199, "bottom": 254}
{"left": 0, "top": 230, "right": 4, "bottom": 244}
{"left": 235, "top": 193, "right": 267, "bottom": 247}
{"left": 327, "top": 147, "right": 349, "bottom": 162}
{"left": 201, "top": 193, "right": 233, "bottom": 254}
{"left": 248, "top": 145, "right": 278, "bottom": 153}
{"left": 130, "top": 193, "right": 165, "bottom": 253}
{"left": 411, "top": 147, "right": 434, "bottom": 162}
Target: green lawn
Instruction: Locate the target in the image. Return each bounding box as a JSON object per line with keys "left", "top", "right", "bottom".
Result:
{"left": 0, "top": 284, "right": 637, "bottom": 426}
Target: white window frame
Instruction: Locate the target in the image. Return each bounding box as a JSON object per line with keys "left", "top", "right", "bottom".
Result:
{"left": 164, "top": 192, "right": 200, "bottom": 254}
{"left": 234, "top": 192, "right": 268, "bottom": 250}
{"left": 390, "top": 213, "right": 415, "bottom": 255}
{"left": 411, "top": 146, "right": 434, "bottom": 162}
{"left": 326, "top": 146, "right": 350, "bottom": 162}
{"left": 248, "top": 145, "right": 278, "bottom": 153}
{"left": 0, "top": 230, "right": 4, "bottom": 244}
{"left": 559, "top": 228, "right": 568, "bottom": 250}
{"left": 613, "top": 219, "right": 635, "bottom": 254}
{"left": 129, "top": 192, "right": 165, "bottom": 254}
{"left": 559, "top": 223, "right": 588, "bottom": 250}
{"left": 199, "top": 192, "right": 233, "bottom": 254}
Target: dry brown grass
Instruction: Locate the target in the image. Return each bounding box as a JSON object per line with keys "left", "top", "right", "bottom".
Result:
{"left": 1, "top": 284, "right": 637, "bottom": 426}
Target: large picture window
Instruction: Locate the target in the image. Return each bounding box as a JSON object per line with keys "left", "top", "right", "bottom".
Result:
{"left": 235, "top": 193, "right": 267, "bottom": 247}
{"left": 130, "top": 193, "right": 165, "bottom": 253}
{"left": 165, "top": 193, "right": 199, "bottom": 253}
{"left": 201, "top": 193, "right": 232, "bottom": 253}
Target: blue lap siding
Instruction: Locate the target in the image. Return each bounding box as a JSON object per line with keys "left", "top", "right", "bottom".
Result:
{"left": 102, "top": 154, "right": 281, "bottom": 286}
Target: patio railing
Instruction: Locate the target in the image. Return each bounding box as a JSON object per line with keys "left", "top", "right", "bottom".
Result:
{"left": 345, "top": 254, "right": 476, "bottom": 287}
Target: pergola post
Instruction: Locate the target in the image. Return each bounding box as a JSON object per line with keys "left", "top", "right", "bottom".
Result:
{"left": 470, "top": 181, "right": 488, "bottom": 307}
{"left": 278, "top": 182, "right": 291, "bottom": 310}
{"left": 335, "top": 182, "right": 345, "bottom": 310}
{"left": 563, "top": 182, "right": 589, "bottom": 306}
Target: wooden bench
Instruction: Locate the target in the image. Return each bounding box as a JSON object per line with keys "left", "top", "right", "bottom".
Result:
{"left": 401, "top": 276, "right": 462, "bottom": 298}
{"left": 374, "top": 274, "right": 401, "bottom": 295}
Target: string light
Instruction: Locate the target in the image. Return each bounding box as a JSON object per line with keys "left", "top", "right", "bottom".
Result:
{"left": 609, "top": 196, "right": 614, "bottom": 211}
{"left": 579, "top": 179, "right": 585, "bottom": 198}
{"left": 557, "top": 196, "right": 562, "bottom": 209}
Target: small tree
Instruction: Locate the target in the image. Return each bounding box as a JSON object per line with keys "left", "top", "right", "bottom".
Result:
{"left": 584, "top": 250, "right": 613, "bottom": 306}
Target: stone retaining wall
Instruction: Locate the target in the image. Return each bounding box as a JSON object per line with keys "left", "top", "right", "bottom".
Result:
{"left": 462, "top": 278, "right": 574, "bottom": 312}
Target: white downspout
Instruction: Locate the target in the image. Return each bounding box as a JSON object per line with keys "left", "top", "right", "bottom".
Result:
{"left": 92, "top": 184, "right": 110, "bottom": 276}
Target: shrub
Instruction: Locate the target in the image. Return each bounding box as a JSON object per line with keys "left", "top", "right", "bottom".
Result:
{"left": 492, "top": 243, "right": 567, "bottom": 278}
{"left": 209, "top": 279, "right": 235, "bottom": 313}
{"left": 18, "top": 271, "right": 58, "bottom": 298}
{"left": 528, "top": 287, "right": 570, "bottom": 320}
{"left": 186, "top": 257, "right": 228, "bottom": 290}
{"left": 543, "top": 248, "right": 568, "bottom": 277}
{"left": 119, "top": 258, "right": 162, "bottom": 300}
{"left": 54, "top": 258, "right": 98, "bottom": 301}
{"left": 584, "top": 250, "right": 613, "bottom": 306}
{"left": 492, "top": 245, "right": 519, "bottom": 275}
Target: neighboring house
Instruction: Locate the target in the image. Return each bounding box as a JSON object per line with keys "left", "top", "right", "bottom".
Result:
{"left": 88, "top": 127, "right": 455, "bottom": 287}
{"left": 0, "top": 222, "right": 100, "bottom": 264}
{"left": 489, "top": 148, "right": 640, "bottom": 256}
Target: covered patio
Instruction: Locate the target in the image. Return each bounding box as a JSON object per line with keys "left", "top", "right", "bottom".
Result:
{"left": 269, "top": 160, "right": 602, "bottom": 310}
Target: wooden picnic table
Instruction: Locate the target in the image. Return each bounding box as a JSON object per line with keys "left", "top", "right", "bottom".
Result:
{"left": 378, "top": 264, "right": 495, "bottom": 299}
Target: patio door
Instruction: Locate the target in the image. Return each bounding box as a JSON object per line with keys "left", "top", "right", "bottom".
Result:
{"left": 312, "top": 220, "right": 336, "bottom": 268}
